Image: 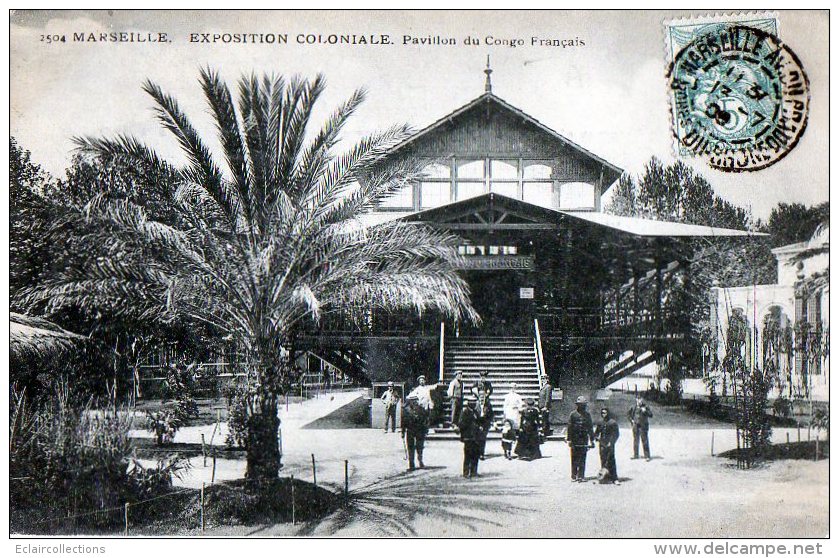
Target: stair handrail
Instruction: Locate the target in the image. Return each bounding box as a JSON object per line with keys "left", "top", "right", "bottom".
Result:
{"left": 534, "top": 318, "right": 546, "bottom": 388}
{"left": 439, "top": 321, "right": 446, "bottom": 383}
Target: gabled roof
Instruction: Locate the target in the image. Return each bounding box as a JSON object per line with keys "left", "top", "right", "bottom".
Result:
{"left": 388, "top": 92, "right": 624, "bottom": 189}
{"left": 399, "top": 193, "right": 762, "bottom": 238}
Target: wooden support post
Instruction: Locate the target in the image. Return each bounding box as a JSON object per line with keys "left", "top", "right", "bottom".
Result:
{"left": 124, "top": 502, "right": 129, "bottom": 536}
{"left": 201, "top": 433, "right": 207, "bottom": 467}
{"left": 311, "top": 454, "right": 317, "bottom": 487}
{"left": 200, "top": 482, "right": 205, "bottom": 531}
{"left": 815, "top": 436, "right": 820, "bottom": 461}
{"left": 786, "top": 432, "right": 790, "bottom": 445}
{"left": 290, "top": 474, "right": 296, "bottom": 525}
{"left": 344, "top": 460, "right": 349, "bottom": 501}
{"left": 711, "top": 431, "right": 715, "bottom": 456}
{"left": 211, "top": 454, "right": 217, "bottom": 484}
{"left": 798, "top": 423, "right": 801, "bottom": 442}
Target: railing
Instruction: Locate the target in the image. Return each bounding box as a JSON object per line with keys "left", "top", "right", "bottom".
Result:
{"left": 438, "top": 321, "right": 445, "bottom": 383}
{"left": 303, "top": 309, "right": 442, "bottom": 337}
{"left": 534, "top": 318, "right": 546, "bottom": 387}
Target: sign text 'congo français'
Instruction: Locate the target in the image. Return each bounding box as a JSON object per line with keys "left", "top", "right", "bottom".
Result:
{"left": 455, "top": 255, "right": 535, "bottom": 271}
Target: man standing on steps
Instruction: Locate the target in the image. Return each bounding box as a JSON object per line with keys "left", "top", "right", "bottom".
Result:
{"left": 538, "top": 373, "right": 553, "bottom": 437}
{"left": 447, "top": 370, "right": 465, "bottom": 426}
{"left": 628, "top": 396, "right": 653, "bottom": 461}
{"left": 381, "top": 381, "right": 399, "bottom": 433}
{"left": 471, "top": 369, "right": 494, "bottom": 399}
{"left": 567, "top": 395, "right": 595, "bottom": 482}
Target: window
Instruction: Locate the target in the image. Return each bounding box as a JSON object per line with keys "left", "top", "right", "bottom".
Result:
{"left": 489, "top": 159, "right": 519, "bottom": 199}
{"left": 378, "top": 158, "right": 560, "bottom": 210}
{"left": 456, "top": 182, "right": 485, "bottom": 201}
{"left": 559, "top": 182, "right": 596, "bottom": 209}
{"left": 490, "top": 182, "right": 519, "bottom": 198}
{"left": 420, "top": 181, "right": 450, "bottom": 209}
{"left": 379, "top": 184, "right": 415, "bottom": 209}
{"left": 523, "top": 182, "right": 554, "bottom": 208}
{"left": 523, "top": 161, "right": 554, "bottom": 180}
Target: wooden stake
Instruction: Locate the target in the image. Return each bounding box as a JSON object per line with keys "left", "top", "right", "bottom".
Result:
{"left": 344, "top": 460, "right": 349, "bottom": 501}
{"left": 711, "top": 431, "right": 715, "bottom": 456}
{"left": 786, "top": 432, "right": 790, "bottom": 445}
{"left": 200, "top": 482, "right": 205, "bottom": 531}
{"left": 211, "top": 454, "right": 217, "bottom": 484}
{"left": 201, "top": 433, "right": 207, "bottom": 467}
{"left": 290, "top": 474, "right": 296, "bottom": 525}
{"left": 311, "top": 454, "right": 317, "bottom": 487}
{"left": 798, "top": 423, "right": 801, "bottom": 442}
{"left": 815, "top": 436, "right": 820, "bottom": 461}
{"left": 124, "top": 502, "right": 129, "bottom": 536}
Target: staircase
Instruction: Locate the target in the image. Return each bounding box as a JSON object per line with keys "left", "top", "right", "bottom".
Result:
{"left": 602, "top": 350, "right": 658, "bottom": 387}
{"left": 440, "top": 336, "right": 542, "bottom": 424}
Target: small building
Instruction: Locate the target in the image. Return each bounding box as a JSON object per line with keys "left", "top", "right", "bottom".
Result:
{"left": 710, "top": 225, "right": 829, "bottom": 402}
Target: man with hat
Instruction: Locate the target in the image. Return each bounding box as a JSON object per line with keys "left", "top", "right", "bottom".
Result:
{"left": 628, "top": 395, "right": 653, "bottom": 461}
{"left": 401, "top": 393, "right": 429, "bottom": 470}
{"left": 380, "top": 381, "right": 399, "bottom": 433}
{"left": 538, "top": 373, "right": 554, "bottom": 437}
{"left": 456, "top": 395, "right": 481, "bottom": 478}
{"left": 471, "top": 370, "right": 494, "bottom": 399}
{"left": 447, "top": 370, "right": 465, "bottom": 426}
{"left": 407, "top": 374, "right": 441, "bottom": 412}
{"left": 567, "top": 395, "right": 595, "bottom": 482}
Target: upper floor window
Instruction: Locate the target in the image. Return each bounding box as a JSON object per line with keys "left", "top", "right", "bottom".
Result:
{"left": 377, "top": 158, "right": 563, "bottom": 210}
{"left": 559, "top": 182, "right": 596, "bottom": 210}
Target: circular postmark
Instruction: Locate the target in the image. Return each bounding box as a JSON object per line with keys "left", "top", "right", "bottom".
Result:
{"left": 669, "top": 25, "right": 809, "bottom": 172}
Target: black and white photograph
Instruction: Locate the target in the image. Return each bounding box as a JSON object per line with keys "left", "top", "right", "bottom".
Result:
{"left": 7, "top": 8, "right": 830, "bottom": 543}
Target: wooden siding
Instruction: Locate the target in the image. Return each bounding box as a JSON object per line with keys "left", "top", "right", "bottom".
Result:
{"left": 398, "top": 101, "right": 603, "bottom": 183}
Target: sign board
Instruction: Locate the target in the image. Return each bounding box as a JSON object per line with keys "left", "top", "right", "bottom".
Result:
{"left": 456, "top": 255, "right": 534, "bottom": 271}
{"left": 519, "top": 287, "right": 535, "bottom": 299}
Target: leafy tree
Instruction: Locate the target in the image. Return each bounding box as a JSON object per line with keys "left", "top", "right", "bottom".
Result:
{"left": 765, "top": 202, "right": 829, "bottom": 247}
{"left": 10, "top": 138, "right": 54, "bottom": 303}
{"left": 21, "top": 69, "right": 476, "bottom": 480}
{"left": 606, "top": 158, "right": 774, "bottom": 380}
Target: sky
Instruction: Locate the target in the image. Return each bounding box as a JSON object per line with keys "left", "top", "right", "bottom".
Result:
{"left": 9, "top": 10, "right": 829, "bottom": 220}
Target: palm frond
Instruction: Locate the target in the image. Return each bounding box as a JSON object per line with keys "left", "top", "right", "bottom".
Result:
{"left": 142, "top": 78, "right": 242, "bottom": 233}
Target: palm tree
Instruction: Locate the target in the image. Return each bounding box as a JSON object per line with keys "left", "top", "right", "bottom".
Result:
{"left": 23, "top": 69, "right": 477, "bottom": 480}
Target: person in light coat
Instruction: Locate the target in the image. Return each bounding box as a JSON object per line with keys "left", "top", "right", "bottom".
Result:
{"left": 503, "top": 383, "right": 524, "bottom": 430}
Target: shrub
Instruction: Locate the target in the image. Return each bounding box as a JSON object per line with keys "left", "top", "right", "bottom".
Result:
{"left": 772, "top": 396, "right": 793, "bottom": 418}
{"left": 225, "top": 384, "right": 249, "bottom": 449}
{"left": 10, "top": 386, "right": 185, "bottom": 534}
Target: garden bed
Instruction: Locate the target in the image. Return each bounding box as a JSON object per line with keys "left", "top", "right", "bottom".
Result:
{"left": 718, "top": 440, "right": 829, "bottom": 463}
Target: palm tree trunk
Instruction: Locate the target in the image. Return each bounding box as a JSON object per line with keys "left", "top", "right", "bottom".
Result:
{"left": 245, "top": 391, "right": 281, "bottom": 480}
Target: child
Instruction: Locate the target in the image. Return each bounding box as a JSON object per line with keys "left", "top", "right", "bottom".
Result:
{"left": 501, "top": 419, "right": 516, "bottom": 460}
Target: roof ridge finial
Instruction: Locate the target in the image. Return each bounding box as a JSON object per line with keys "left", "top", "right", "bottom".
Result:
{"left": 484, "top": 55, "right": 493, "bottom": 93}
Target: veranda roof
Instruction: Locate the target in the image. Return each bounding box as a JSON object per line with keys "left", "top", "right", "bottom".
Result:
{"left": 10, "top": 312, "right": 86, "bottom": 360}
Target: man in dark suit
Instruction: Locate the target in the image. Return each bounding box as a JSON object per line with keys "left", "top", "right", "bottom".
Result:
{"left": 457, "top": 396, "right": 482, "bottom": 478}
{"left": 401, "top": 395, "right": 429, "bottom": 470}
{"left": 538, "top": 373, "right": 553, "bottom": 436}
{"left": 471, "top": 370, "right": 494, "bottom": 398}
{"left": 595, "top": 407, "right": 621, "bottom": 484}
{"left": 567, "top": 396, "right": 595, "bottom": 482}
{"left": 628, "top": 396, "right": 653, "bottom": 461}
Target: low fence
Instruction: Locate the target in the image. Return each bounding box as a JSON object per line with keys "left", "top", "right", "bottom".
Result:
{"left": 14, "top": 449, "right": 357, "bottom": 536}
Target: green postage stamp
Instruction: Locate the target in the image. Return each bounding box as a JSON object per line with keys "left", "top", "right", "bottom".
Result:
{"left": 665, "top": 13, "right": 810, "bottom": 172}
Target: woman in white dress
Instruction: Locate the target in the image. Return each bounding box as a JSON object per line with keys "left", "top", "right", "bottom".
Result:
{"left": 503, "top": 383, "right": 524, "bottom": 430}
